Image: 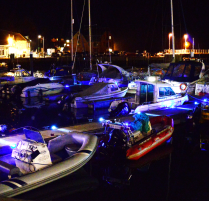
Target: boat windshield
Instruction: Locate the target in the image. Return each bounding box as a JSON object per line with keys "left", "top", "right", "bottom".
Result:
{"left": 10, "top": 69, "right": 31, "bottom": 77}
{"left": 159, "top": 87, "right": 175, "bottom": 97}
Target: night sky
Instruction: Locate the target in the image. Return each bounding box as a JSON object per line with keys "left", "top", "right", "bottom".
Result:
{"left": 1, "top": 0, "right": 209, "bottom": 53}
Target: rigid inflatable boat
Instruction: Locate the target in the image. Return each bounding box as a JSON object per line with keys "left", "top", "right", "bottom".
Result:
{"left": 98, "top": 114, "right": 174, "bottom": 160}
{"left": 0, "top": 128, "right": 98, "bottom": 197}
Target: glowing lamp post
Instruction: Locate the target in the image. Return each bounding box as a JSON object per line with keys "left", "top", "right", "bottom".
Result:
{"left": 169, "top": 33, "right": 172, "bottom": 51}
{"left": 38, "top": 35, "right": 44, "bottom": 57}
{"left": 109, "top": 48, "right": 112, "bottom": 63}
{"left": 184, "top": 34, "right": 188, "bottom": 51}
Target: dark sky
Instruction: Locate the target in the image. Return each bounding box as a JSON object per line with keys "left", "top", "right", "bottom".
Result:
{"left": 1, "top": 0, "right": 209, "bottom": 53}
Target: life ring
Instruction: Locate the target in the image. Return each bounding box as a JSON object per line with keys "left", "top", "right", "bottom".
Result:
{"left": 180, "top": 83, "right": 187, "bottom": 91}
{"left": 51, "top": 69, "right": 56, "bottom": 74}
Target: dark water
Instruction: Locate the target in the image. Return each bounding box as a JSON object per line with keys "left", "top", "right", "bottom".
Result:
{"left": 0, "top": 92, "right": 209, "bottom": 201}
{"left": 13, "top": 122, "right": 209, "bottom": 201}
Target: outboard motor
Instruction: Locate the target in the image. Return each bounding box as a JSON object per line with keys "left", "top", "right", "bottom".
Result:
{"left": 98, "top": 129, "right": 127, "bottom": 159}
{"left": 110, "top": 102, "right": 131, "bottom": 117}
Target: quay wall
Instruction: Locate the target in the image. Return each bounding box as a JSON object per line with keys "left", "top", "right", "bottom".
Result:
{"left": 1, "top": 54, "right": 209, "bottom": 73}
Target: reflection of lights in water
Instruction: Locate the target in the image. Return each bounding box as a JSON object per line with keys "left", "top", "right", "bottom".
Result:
{"left": 99, "top": 117, "right": 104, "bottom": 122}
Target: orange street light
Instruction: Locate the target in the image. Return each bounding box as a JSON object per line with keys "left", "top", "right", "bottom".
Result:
{"left": 168, "top": 33, "right": 172, "bottom": 50}
{"left": 184, "top": 34, "right": 188, "bottom": 50}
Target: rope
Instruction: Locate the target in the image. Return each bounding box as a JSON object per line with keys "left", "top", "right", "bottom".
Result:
{"left": 72, "top": 0, "right": 86, "bottom": 72}
{"left": 179, "top": 0, "right": 187, "bottom": 34}
{"left": 187, "top": 94, "right": 206, "bottom": 102}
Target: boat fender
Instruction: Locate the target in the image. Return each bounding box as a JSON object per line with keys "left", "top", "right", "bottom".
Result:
{"left": 180, "top": 83, "right": 187, "bottom": 91}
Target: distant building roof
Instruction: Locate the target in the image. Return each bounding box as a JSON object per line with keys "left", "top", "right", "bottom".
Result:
{"left": 0, "top": 30, "right": 28, "bottom": 45}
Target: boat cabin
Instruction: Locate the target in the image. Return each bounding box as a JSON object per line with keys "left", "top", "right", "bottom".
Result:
{"left": 0, "top": 66, "right": 36, "bottom": 83}
{"left": 75, "top": 83, "right": 120, "bottom": 98}
{"left": 135, "top": 80, "right": 177, "bottom": 105}
{"left": 163, "top": 61, "right": 204, "bottom": 82}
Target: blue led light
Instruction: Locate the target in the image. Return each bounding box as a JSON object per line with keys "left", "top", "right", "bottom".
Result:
{"left": 65, "top": 85, "right": 70, "bottom": 88}
{"left": 201, "top": 148, "right": 207, "bottom": 151}
{"left": 99, "top": 117, "right": 104, "bottom": 122}
{"left": 194, "top": 101, "right": 199, "bottom": 105}
{"left": 51, "top": 125, "right": 57, "bottom": 130}
{"left": 204, "top": 99, "right": 207, "bottom": 102}
{"left": 10, "top": 144, "right": 17, "bottom": 149}
{"left": 124, "top": 122, "right": 129, "bottom": 126}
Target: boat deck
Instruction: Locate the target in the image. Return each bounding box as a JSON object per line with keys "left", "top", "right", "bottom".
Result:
{"left": 0, "top": 103, "right": 196, "bottom": 149}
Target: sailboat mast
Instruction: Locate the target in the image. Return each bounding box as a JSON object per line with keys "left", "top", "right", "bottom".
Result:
{"left": 170, "top": 0, "right": 175, "bottom": 60}
{"left": 88, "top": 0, "right": 92, "bottom": 70}
{"left": 71, "top": 0, "right": 74, "bottom": 65}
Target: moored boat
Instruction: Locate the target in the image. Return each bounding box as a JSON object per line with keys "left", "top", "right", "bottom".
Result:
{"left": 0, "top": 128, "right": 98, "bottom": 197}
{"left": 163, "top": 59, "right": 206, "bottom": 94}
{"left": 21, "top": 83, "right": 64, "bottom": 97}
{"left": 109, "top": 80, "right": 188, "bottom": 115}
{"left": 98, "top": 114, "right": 174, "bottom": 160}
{"left": 71, "top": 82, "right": 128, "bottom": 108}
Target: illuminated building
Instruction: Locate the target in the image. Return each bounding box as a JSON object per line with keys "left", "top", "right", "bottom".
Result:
{"left": 0, "top": 30, "right": 31, "bottom": 58}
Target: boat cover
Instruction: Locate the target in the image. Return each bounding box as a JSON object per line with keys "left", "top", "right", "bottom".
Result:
{"left": 98, "top": 64, "right": 130, "bottom": 78}
{"left": 130, "top": 113, "right": 152, "bottom": 133}
{"left": 75, "top": 83, "right": 109, "bottom": 97}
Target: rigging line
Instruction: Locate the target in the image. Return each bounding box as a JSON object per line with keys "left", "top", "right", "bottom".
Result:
{"left": 143, "top": 0, "right": 155, "bottom": 51}
{"left": 74, "top": 0, "right": 86, "bottom": 53}
{"left": 179, "top": 0, "right": 187, "bottom": 34}
{"left": 60, "top": 1, "right": 70, "bottom": 38}
{"left": 72, "top": 0, "right": 86, "bottom": 71}
{"left": 150, "top": 0, "right": 160, "bottom": 53}
{"left": 162, "top": 0, "right": 164, "bottom": 50}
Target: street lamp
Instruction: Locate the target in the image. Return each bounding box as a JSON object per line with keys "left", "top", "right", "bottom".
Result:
{"left": 184, "top": 34, "right": 188, "bottom": 51}
{"left": 108, "top": 36, "right": 112, "bottom": 63}
{"left": 169, "top": 33, "right": 172, "bottom": 51}
{"left": 38, "top": 35, "right": 44, "bottom": 57}
{"left": 109, "top": 48, "right": 112, "bottom": 63}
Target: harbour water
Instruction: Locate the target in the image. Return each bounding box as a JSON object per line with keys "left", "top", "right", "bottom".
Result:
{"left": 0, "top": 89, "right": 208, "bottom": 201}
{"left": 13, "top": 123, "right": 209, "bottom": 201}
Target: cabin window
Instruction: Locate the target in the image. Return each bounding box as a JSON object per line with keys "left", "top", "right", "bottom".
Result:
{"left": 194, "top": 65, "right": 202, "bottom": 77}
{"left": 183, "top": 64, "right": 191, "bottom": 77}
{"left": 140, "top": 84, "right": 154, "bottom": 103}
{"left": 166, "top": 66, "right": 173, "bottom": 77}
{"left": 159, "top": 87, "right": 175, "bottom": 97}
{"left": 173, "top": 64, "right": 185, "bottom": 77}
{"left": 14, "top": 71, "right": 22, "bottom": 77}
{"left": 111, "top": 85, "right": 119, "bottom": 91}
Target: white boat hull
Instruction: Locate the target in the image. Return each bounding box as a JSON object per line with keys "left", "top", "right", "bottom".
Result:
{"left": 134, "top": 95, "right": 188, "bottom": 113}
{"left": 0, "top": 133, "right": 98, "bottom": 197}
{"left": 21, "top": 83, "right": 64, "bottom": 97}
{"left": 72, "top": 87, "right": 128, "bottom": 108}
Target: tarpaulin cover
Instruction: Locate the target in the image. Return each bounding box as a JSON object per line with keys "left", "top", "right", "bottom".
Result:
{"left": 75, "top": 82, "right": 109, "bottom": 97}
{"left": 130, "top": 113, "right": 151, "bottom": 133}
